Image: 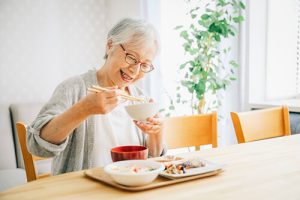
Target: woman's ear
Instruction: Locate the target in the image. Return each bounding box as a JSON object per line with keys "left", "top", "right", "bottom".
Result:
{"left": 105, "top": 39, "right": 113, "bottom": 58}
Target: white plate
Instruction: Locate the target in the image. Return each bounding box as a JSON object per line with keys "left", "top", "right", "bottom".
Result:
{"left": 159, "top": 160, "right": 224, "bottom": 179}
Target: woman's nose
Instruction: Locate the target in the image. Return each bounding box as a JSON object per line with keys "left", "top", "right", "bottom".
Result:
{"left": 128, "top": 64, "right": 140, "bottom": 76}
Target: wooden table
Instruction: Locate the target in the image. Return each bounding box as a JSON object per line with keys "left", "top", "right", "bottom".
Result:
{"left": 1, "top": 134, "right": 300, "bottom": 200}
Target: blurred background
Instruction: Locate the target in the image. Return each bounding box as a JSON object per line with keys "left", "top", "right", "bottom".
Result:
{"left": 0, "top": 0, "right": 299, "bottom": 147}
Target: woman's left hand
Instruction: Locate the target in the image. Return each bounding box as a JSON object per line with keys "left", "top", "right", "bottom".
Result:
{"left": 134, "top": 114, "right": 162, "bottom": 135}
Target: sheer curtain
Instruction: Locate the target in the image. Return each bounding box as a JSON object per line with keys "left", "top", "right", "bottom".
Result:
{"left": 136, "top": 0, "right": 165, "bottom": 106}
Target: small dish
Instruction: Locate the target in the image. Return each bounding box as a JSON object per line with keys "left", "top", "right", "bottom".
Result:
{"left": 159, "top": 160, "right": 224, "bottom": 179}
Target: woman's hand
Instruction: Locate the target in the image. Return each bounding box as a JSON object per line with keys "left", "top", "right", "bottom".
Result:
{"left": 40, "top": 86, "right": 119, "bottom": 144}
{"left": 83, "top": 86, "right": 119, "bottom": 115}
{"left": 134, "top": 113, "right": 164, "bottom": 157}
{"left": 133, "top": 114, "right": 162, "bottom": 135}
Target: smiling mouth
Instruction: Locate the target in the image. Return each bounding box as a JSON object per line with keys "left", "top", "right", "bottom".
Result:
{"left": 120, "top": 70, "right": 133, "bottom": 82}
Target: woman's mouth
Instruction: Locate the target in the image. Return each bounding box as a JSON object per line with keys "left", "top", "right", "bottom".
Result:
{"left": 120, "top": 70, "right": 133, "bottom": 82}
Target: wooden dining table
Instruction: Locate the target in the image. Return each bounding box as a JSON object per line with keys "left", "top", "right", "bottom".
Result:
{"left": 1, "top": 134, "right": 300, "bottom": 200}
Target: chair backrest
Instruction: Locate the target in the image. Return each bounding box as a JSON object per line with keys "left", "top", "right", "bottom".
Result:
{"left": 163, "top": 112, "right": 218, "bottom": 149}
{"left": 230, "top": 106, "right": 291, "bottom": 143}
{"left": 16, "top": 122, "right": 51, "bottom": 182}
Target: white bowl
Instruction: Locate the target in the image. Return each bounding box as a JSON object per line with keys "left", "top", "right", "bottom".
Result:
{"left": 125, "top": 102, "right": 159, "bottom": 121}
{"left": 104, "top": 160, "right": 165, "bottom": 186}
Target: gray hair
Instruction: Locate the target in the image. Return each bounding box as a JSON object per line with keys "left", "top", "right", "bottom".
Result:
{"left": 104, "top": 18, "right": 159, "bottom": 59}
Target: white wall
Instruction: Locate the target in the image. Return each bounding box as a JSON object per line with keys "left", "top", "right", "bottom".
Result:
{"left": 105, "top": 0, "right": 142, "bottom": 28}
{"left": 0, "top": 0, "right": 142, "bottom": 105}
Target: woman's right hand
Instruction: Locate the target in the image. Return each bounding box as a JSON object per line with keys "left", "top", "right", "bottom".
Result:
{"left": 83, "top": 87, "right": 119, "bottom": 115}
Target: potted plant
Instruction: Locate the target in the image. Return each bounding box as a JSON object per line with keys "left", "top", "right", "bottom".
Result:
{"left": 162, "top": 0, "right": 245, "bottom": 116}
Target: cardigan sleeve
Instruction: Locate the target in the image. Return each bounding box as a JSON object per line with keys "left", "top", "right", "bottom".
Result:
{"left": 26, "top": 76, "right": 85, "bottom": 158}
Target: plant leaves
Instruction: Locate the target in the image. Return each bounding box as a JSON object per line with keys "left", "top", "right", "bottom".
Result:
{"left": 172, "top": 0, "right": 245, "bottom": 114}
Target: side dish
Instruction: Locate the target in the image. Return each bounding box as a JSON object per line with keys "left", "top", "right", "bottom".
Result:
{"left": 164, "top": 158, "right": 206, "bottom": 174}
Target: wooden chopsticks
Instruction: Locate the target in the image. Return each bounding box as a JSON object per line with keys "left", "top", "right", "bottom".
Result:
{"left": 87, "top": 85, "right": 146, "bottom": 102}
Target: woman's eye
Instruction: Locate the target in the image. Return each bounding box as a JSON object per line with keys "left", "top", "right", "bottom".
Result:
{"left": 126, "top": 55, "right": 138, "bottom": 64}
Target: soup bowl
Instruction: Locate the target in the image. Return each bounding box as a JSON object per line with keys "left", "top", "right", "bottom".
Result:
{"left": 111, "top": 145, "right": 148, "bottom": 162}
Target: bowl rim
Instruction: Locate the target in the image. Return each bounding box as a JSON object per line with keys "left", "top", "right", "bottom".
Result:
{"left": 111, "top": 145, "right": 148, "bottom": 154}
{"left": 104, "top": 160, "right": 165, "bottom": 176}
{"left": 124, "top": 102, "right": 158, "bottom": 108}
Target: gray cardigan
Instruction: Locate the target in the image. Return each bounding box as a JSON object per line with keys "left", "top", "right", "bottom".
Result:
{"left": 27, "top": 69, "right": 147, "bottom": 175}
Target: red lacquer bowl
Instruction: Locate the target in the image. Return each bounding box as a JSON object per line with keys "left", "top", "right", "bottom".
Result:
{"left": 111, "top": 146, "right": 148, "bottom": 162}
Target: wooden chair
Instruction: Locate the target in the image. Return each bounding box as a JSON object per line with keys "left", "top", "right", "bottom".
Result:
{"left": 16, "top": 122, "right": 51, "bottom": 182}
{"left": 230, "top": 106, "right": 291, "bottom": 144}
{"left": 163, "top": 112, "right": 218, "bottom": 149}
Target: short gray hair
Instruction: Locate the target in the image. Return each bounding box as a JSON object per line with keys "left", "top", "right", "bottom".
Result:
{"left": 104, "top": 18, "right": 159, "bottom": 59}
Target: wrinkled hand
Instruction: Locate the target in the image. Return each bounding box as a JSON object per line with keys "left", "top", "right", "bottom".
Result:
{"left": 84, "top": 86, "right": 119, "bottom": 115}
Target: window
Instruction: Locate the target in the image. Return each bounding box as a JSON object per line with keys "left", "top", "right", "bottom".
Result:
{"left": 266, "top": 0, "right": 299, "bottom": 100}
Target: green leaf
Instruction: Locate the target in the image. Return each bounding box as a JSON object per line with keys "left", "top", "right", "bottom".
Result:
{"left": 201, "top": 14, "right": 210, "bottom": 20}
{"left": 159, "top": 108, "right": 165, "bottom": 113}
{"left": 233, "top": 15, "right": 244, "bottom": 23}
{"left": 229, "top": 77, "right": 237, "bottom": 81}
{"left": 180, "top": 30, "right": 189, "bottom": 39}
{"left": 190, "top": 6, "right": 200, "bottom": 14}
{"left": 180, "top": 61, "right": 190, "bottom": 69}
{"left": 228, "top": 29, "right": 235, "bottom": 36}
{"left": 208, "top": 22, "right": 222, "bottom": 34}
{"left": 217, "top": 0, "right": 229, "bottom": 7}
{"left": 169, "top": 105, "right": 175, "bottom": 110}
{"left": 239, "top": 1, "right": 246, "bottom": 9}
{"left": 229, "top": 60, "right": 239, "bottom": 68}
{"left": 191, "top": 14, "right": 197, "bottom": 19}
{"left": 214, "top": 34, "right": 221, "bottom": 42}
{"left": 195, "top": 80, "right": 206, "bottom": 95}
{"left": 183, "top": 43, "right": 191, "bottom": 52}
{"left": 206, "top": 8, "right": 214, "bottom": 13}
{"left": 182, "top": 100, "right": 188, "bottom": 104}
{"left": 174, "top": 25, "right": 183, "bottom": 30}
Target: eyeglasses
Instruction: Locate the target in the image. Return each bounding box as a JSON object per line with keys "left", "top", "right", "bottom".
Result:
{"left": 120, "top": 44, "right": 154, "bottom": 73}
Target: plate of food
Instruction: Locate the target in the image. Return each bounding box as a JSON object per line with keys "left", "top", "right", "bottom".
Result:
{"left": 159, "top": 157, "right": 224, "bottom": 179}
{"left": 150, "top": 155, "right": 185, "bottom": 166}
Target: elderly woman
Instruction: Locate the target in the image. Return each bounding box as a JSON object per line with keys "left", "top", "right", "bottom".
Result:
{"left": 27, "top": 18, "right": 164, "bottom": 175}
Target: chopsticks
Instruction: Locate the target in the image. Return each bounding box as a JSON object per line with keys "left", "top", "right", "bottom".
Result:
{"left": 87, "top": 85, "right": 146, "bottom": 102}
